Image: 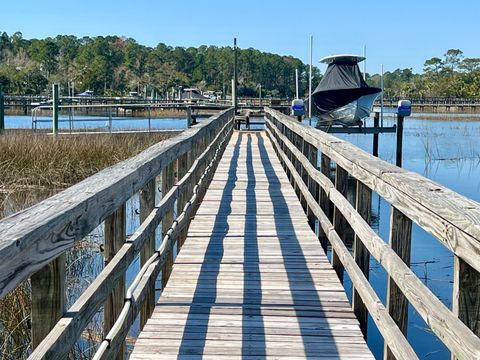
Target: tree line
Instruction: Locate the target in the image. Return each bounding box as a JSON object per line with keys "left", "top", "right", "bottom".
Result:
{"left": 0, "top": 31, "right": 320, "bottom": 98}
{"left": 368, "top": 49, "right": 480, "bottom": 98}
{"left": 0, "top": 32, "right": 478, "bottom": 100}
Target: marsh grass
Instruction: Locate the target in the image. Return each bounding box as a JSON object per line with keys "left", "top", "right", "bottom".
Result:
{"left": 0, "top": 129, "right": 177, "bottom": 359}
{"left": 0, "top": 130, "right": 175, "bottom": 192}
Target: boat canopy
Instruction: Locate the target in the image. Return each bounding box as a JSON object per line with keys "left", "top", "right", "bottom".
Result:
{"left": 312, "top": 55, "right": 381, "bottom": 116}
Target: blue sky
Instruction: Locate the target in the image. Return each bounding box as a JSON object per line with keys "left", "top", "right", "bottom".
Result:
{"left": 1, "top": 0, "right": 478, "bottom": 74}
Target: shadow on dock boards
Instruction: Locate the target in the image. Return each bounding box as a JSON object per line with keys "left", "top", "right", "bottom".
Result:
{"left": 176, "top": 131, "right": 341, "bottom": 357}
{"left": 242, "top": 133, "right": 266, "bottom": 357}
{"left": 256, "top": 133, "right": 339, "bottom": 358}
{"left": 177, "top": 132, "right": 242, "bottom": 355}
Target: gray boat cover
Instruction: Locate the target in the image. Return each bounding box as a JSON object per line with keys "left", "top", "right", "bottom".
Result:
{"left": 312, "top": 58, "right": 381, "bottom": 114}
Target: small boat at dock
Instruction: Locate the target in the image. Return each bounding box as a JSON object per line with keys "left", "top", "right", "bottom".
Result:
{"left": 312, "top": 54, "right": 381, "bottom": 127}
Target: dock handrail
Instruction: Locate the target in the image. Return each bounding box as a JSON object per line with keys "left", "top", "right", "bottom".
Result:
{"left": 0, "top": 108, "right": 235, "bottom": 358}
{"left": 265, "top": 107, "right": 480, "bottom": 359}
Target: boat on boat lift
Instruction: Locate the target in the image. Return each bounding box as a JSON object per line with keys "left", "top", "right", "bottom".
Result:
{"left": 312, "top": 54, "right": 381, "bottom": 128}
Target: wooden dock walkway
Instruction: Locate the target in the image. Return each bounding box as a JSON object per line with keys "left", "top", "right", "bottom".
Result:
{"left": 130, "top": 131, "right": 373, "bottom": 359}
{"left": 3, "top": 108, "right": 480, "bottom": 359}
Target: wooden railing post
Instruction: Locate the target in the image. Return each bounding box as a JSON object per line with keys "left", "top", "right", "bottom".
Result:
{"left": 140, "top": 179, "right": 156, "bottom": 329}
{"left": 318, "top": 153, "right": 331, "bottom": 252}
{"left": 177, "top": 152, "right": 189, "bottom": 252}
{"left": 332, "top": 165, "right": 348, "bottom": 282}
{"left": 288, "top": 129, "right": 295, "bottom": 187}
{"left": 353, "top": 180, "right": 372, "bottom": 338}
{"left": 31, "top": 255, "right": 65, "bottom": 349}
{"left": 162, "top": 161, "right": 176, "bottom": 287}
{"left": 298, "top": 137, "right": 307, "bottom": 212}
{"left": 296, "top": 134, "right": 303, "bottom": 192}
{"left": 104, "top": 203, "right": 126, "bottom": 360}
{"left": 385, "top": 206, "right": 412, "bottom": 360}
{"left": 306, "top": 142, "right": 317, "bottom": 230}
{"left": 452, "top": 257, "right": 480, "bottom": 359}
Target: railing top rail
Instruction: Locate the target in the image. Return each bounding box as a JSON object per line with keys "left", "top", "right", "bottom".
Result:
{"left": 265, "top": 107, "right": 480, "bottom": 273}
{"left": 0, "top": 108, "right": 234, "bottom": 298}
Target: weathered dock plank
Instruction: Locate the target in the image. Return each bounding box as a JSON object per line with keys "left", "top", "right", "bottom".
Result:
{"left": 130, "top": 131, "right": 373, "bottom": 359}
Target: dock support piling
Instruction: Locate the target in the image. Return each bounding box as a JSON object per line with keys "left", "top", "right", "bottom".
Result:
{"left": 396, "top": 114, "right": 404, "bottom": 167}
{"left": 52, "top": 84, "right": 59, "bottom": 135}
{"left": 373, "top": 112, "right": 379, "bottom": 157}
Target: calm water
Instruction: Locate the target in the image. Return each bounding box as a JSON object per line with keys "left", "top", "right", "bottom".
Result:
{"left": 4, "top": 114, "right": 188, "bottom": 130}
{"left": 319, "top": 113, "right": 480, "bottom": 359}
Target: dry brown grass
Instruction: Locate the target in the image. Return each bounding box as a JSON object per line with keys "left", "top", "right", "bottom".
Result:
{"left": 0, "top": 130, "right": 176, "bottom": 191}
{"left": 0, "top": 283, "right": 31, "bottom": 360}
{"left": 0, "top": 129, "right": 178, "bottom": 359}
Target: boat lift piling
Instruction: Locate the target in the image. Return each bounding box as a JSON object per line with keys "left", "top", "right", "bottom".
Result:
{"left": 320, "top": 107, "right": 408, "bottom": 167}
{"left": 395, "top": 100, "right": 412, "bottom": 167}
{"left": 396, "top": 114, "right": 404, "bottom": 167}
{"left": 373, "top": 112, "right": 379, "bottom": 157}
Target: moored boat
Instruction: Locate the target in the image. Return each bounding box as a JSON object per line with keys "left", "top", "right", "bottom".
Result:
{"left": 312, "top": 54, "right": 381, "bottom": 127}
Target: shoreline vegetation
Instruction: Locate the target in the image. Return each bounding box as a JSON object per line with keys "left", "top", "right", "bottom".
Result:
{"left": 0, "top": 130, "right": 176, "bottom": 359}
{"left": 0, "top": 130, "right": 175, "bottom": 198}
{"left": 0, "top": 32, "right": 479, "bottom": 100}
{"left": 0, "top": 32, "right": 320, "bottom": 99}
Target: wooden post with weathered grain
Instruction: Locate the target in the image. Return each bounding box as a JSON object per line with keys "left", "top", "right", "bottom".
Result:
{"left": 104, "top": 204, "right": 126, "bottom": 360}
{"left": 452, "top": 256, "right": 480, "bottom": 356}
{"left": 299, "top": 137, "right": 308, "bottom": 212}
{"left": 31, "top": 254, "right": 65, "bottom": 349}
{"left": 385, "top": 206, "right": 412, "bottom": 359}
{"left": 162, "top": 161, "right": 176, "bottom": 287}
{"left": 0, "top": 91, "right": 4, "bottom": 132}
{"left": 352, "top": 180, "right": 372, "bottom": 338}
{"left": 373, "top": 111, "right": 379, "bottom": 157}
{"left": 396, "top": 114, "right": 404, "bottom": 167}
{"left": 176, "top": 152, "right": 189, "bottom": 252}
{"left": 332, "top": 165, "right": 348, "bottom": 283}
{"left": 318, "top": 153, "right": 331, "bottom": 252}
{"left": 140, "top": 179, "right": 156, "bottom": 330}
{"left": 52, "top": 84, "right": 59, "bottom": 135}
{"left": 306, "top": 142, "right": 318, "bottom": 230}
